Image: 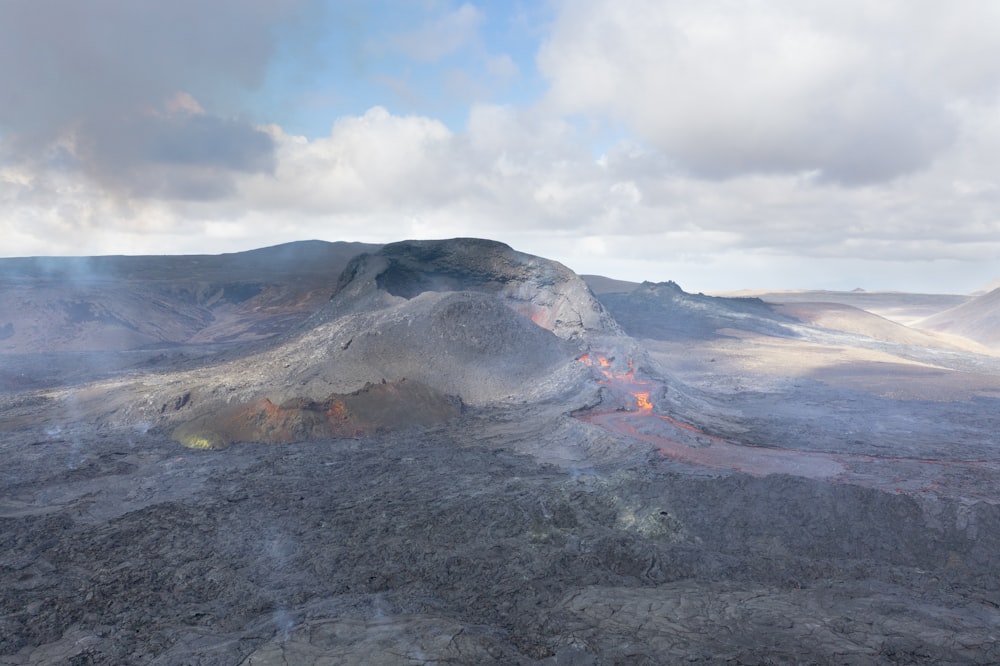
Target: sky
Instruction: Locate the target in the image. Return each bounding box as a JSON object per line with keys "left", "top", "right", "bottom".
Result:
{"left": 2, "top": 0, "right": 1000, "bottom": 293}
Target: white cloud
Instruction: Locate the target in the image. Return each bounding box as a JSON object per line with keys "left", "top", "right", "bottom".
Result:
{"left": 164, "top": 92, "right": 206, "bottom": 116}
{"left": 538, "top": 0, "right": 1000, "bottom": 183}
{"left": 0, "top": 0, "right": 305, "bottom": 198}
{"left": 277, "top": 106, "right": 457, "bottom": 207}
{"left": 4, "top": 97, "right": 1000, "bottom": 292}
{"left": 4, "top": 0, "right": 1000, "bottom": 295}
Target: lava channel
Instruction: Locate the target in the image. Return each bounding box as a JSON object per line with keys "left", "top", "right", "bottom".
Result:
{"left": 576, "top": 353, "right": 844, "bottom": 479}
{"left": 574, "top": 353, "right": 1000, "bottom": 498}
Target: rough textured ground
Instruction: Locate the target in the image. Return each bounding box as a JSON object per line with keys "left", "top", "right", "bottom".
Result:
{"left": 3, "top": 240, "right": 1000, "bottom": 664}
{"left": 3, "top": 420, "right": 1000, "bottom": 664}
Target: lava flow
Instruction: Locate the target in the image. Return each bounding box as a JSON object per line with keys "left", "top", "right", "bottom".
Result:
{"left": 574, "top": 353, "right": 1000, "bottom": 498}
{"left": 575, "top": 353, "right": 844, "bottom": 479}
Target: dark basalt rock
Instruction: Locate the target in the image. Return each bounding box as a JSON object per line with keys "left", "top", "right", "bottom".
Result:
{"left": 5, "top": 238, "right": 1000, "bottom": 664}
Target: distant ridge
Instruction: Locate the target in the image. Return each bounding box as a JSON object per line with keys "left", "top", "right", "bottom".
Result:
{"left": 716, "top": 289, "right": 968, "bottom": 326}
{"left": 595, "top": 280, "right": 795, "bottom": 342}
{"left": 917, "top": 286, "right": 1000, "bottom": 348}
{"left": 0, "top": 240, "right": 379, "bottom": 353}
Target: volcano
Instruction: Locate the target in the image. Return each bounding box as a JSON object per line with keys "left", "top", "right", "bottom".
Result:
{"left": 100, "top": 238, "right": 620, "bottom": 447}
{"left": 4, "top": 238, "right": 1000, "bottom": 664}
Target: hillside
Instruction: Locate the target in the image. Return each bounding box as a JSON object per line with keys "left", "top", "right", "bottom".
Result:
{"left": 0, "top": 240, "right": 379, "bottom": 354}
{"left": 721, "top": 289, "right": 968, "bottom": 326}
{"left": 917, "top": 286, "right": 1000, "bottom": 348}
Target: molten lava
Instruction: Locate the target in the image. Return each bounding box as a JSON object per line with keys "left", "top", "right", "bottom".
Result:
{"left": 575, "top": 351, "right": 845, "bottom": 479}
{"left": 573, "top": 351, "right": 1000, "bottom": 497}
{"left": 577, "top": 352, "right": 647, "bottom": 407}
{"left": 510, "top": 302, "right": 556, "bottom": 332}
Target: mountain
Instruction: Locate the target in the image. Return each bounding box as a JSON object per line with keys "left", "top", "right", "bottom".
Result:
{"left": 588, "top": 280, "right": 969, "bottom": 350}
{"left": 720, "top": 289, "right": 968, "bottom": 326}
{"left": 93, "top": 238, "right": 621, "bottom": 447}
{"left": 772, "top": 301, "right": 989, "bottom": 351}
{"left": 327, "top": 238, "right": 622, "bottom": 339}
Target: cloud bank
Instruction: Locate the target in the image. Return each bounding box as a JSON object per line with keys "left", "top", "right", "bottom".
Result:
{"left": 539, "top": 0, "right": 1000, "bottom": 184}
{"left": 0, "top": 0, "right": 314, "bottom": 197}
{"left": 2, "top": 1, "right": 1000, "bottom": 292}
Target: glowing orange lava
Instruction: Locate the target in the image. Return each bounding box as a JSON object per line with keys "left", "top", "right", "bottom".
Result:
{"left": 575, "top": 351, "right": 845, "bottom": 478}
{"left": 578, "top": 352, "right": 648, "bottom": 407}
{"left": 573, "top": 351, "right": 1000, "bottom": 498}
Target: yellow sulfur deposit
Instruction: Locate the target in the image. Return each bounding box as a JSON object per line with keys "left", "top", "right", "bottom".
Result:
{"left": 174, "top": 430, "right": 227, "bottom": 450}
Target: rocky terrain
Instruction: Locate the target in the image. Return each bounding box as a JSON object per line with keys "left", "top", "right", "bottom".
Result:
{"left": 3, "top": 238, "right": 1000, "bottom": 664}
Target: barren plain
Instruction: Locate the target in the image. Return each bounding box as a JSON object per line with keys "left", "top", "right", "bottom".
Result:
{"left": 3, "top": 239, "right": 1000, "bottom": 664}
